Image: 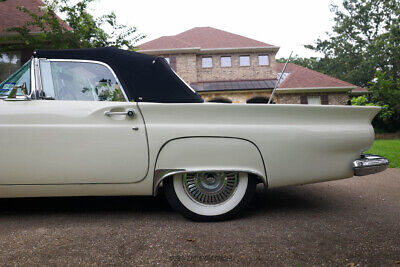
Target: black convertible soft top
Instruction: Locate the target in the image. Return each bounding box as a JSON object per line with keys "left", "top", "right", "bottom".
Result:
{"left": 33, "top": 47, "right": 204, "bottom": 103}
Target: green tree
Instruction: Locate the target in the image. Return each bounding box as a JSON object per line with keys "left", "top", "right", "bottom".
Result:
{"left": 0, "top": 0, "right": 145, "bottom": 51}
{"left": 352, "top": 71, "right": 400, "bottom": 131}
{"left": 306, "top": 0, "right": 400, "bottom": 88}
{"left": 276, "top": 55, "right": 324, "bottom": 71}
{"left": 286, "top": 0, "right": 400, "bottom": 132}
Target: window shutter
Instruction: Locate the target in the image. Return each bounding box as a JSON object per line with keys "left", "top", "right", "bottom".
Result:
{"left": 300, "top": 95, "right": 308, "bottom": 104}
{"left": 170, "top": 56, "right": 177, "bottom": 71}
{"left": 321, "top": 94, "right": 329, "bottom": 105}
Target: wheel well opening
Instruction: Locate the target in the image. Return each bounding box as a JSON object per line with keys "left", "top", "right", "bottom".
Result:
{"left": 155, "top": 171, "right": 266, "bottom": 196}
{"left": 248, "top": 173, "right": 264, "bottom": 185}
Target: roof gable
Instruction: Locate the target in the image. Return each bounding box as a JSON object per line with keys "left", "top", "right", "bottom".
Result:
{"left": 140, "top": 27, "right": 275, "bottom": 50}
{"left": 141, "top": 36, "right": 194, "bottom": 50}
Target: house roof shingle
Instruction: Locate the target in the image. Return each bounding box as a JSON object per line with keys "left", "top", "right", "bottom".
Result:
{"left": 275, "top": 63, "right": 357, "bottom": 90}
{"left": 0, "top": 0, "right": 71, "bottom": 35}
{"left": 140, "top": 27, "right": 276, "bottom": 51}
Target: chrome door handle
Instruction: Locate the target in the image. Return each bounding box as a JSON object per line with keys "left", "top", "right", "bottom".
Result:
{"left": 105, "top": 109, "right": 135, "bottom": 117}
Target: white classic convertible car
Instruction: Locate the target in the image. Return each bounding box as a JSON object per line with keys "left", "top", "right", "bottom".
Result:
{"left": 0, "top": 48, "right": 389, "bottom": 221}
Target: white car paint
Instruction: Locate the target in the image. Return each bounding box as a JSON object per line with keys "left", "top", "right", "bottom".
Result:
{"left": 139, "top": 102, "right": 378, "bottom": 189}
{"left": 0, "top": 100, "right": 379, "bottom": 198}
{"left": 0, "top": 100, "right": 148, "bottom": 185}
{"left": 154, "top": 137, "right": 266, "bottom": 190}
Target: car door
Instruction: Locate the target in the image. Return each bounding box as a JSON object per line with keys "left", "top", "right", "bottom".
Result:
{"left": 0, "top": 59, "right": 149, "bottom": 185}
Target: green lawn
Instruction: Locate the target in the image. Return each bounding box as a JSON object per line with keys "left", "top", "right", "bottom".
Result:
{"left": 367, "top": 139, "right": 400, "bottom": 168}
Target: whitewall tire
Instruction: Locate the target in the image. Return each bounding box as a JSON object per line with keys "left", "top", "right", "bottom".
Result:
{"left": 164, "top": 172, "right": 257, "bottom": 221}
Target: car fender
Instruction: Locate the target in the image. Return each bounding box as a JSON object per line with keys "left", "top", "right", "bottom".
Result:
{"left": 153, "top": 137, "right": 267, "bottom": 195}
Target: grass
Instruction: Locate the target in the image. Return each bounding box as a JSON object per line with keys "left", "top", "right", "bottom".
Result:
{"left": 367, "top": 139, "right": 400, "bottom": 168}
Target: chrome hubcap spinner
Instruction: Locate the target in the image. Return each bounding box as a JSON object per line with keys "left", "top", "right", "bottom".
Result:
{"left": 183, "top": 172, "right": 238, "bottom": 205}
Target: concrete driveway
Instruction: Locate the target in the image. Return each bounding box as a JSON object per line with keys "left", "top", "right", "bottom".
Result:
{"left": 0, "top": 169, "right": 399, "bottom": 266}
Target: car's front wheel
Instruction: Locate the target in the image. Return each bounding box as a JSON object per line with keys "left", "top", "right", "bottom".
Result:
{"left": 164, "top": 172, "right": 257, "bottom": 221}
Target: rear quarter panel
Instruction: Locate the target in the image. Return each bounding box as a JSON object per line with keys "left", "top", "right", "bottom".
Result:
{"left": 139, "top": 103, "right": 379, "bottom": 188}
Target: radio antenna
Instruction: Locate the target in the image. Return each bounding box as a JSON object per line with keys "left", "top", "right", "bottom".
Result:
{"left": 268, "top": 51, "right": 293, "bottom": 104}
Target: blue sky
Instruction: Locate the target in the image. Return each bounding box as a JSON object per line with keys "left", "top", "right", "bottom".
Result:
{"left": 91, "top": 0, "right": 342, "bottom": 58}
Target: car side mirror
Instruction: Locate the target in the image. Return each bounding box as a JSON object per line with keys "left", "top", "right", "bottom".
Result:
{"left": 5, "top": 82, "right": 31, "bottom": 101}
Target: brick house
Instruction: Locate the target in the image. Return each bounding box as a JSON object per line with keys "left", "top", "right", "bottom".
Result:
{"left": 140, "top": 27, "right": 366, "bottom": 104}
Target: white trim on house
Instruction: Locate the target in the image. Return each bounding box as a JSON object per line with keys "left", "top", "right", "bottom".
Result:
{"left": 139, "top": 47, "right": 202, "bottom": 54}
{"left": 0, "top": 32, "right": 43, "bottom": 44}
{"left": 199, "top": 46, "right": 280, "bottom": 54}
{"left": 350, "top": 90, "right": 370, "bottom": 95}
{"left": 139, "top": 46, "right": 280, "bottom": 55}
{"left": 276, "top": 86, "right": 355, "bottom": 94}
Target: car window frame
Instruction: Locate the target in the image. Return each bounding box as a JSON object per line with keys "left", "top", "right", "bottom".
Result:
{"left": 34, "top": 58, "right": 129, "bottom": 102}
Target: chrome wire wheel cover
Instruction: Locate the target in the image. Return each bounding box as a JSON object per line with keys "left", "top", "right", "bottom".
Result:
{"left": 183, "top": 172, "right": 239, "bottom": 205}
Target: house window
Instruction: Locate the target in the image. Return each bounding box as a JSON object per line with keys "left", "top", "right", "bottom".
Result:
{"left": 0, "top": 52, "right": 22, "bottom": 82}
{"left": 164, "top": 57, "right": 170, "bottom": 64}
{"left": 202, "top": 57, "right": 212, "bottom": 68}
{"left": 220, "top": 56, "right": 231, "bottom": 67}
{"left": 258, "top": 55, "right": 269, "bottom": 66}
{"left": 307, "top": 96, "right": 321, "bottom": 105}
{"left": 240, "top": 55, "right": 250, "bottom": 66}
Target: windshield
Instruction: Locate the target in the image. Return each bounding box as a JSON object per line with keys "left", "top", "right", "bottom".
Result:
{"left": 0, "top": 60, "right": 31, "bottom": 98}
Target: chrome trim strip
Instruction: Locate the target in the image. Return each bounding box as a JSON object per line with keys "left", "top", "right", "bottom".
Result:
{"left": 34, "top": 58, "right": 43, "bottom": 99}
{"left": 153, "top": 168, "right": 266, "bottom": 195}
{"left": 152, "top": 136, "right": 269, "bottom": 194}
{"left": 30, "top": 58, "right": 36, "bottom": 99}
{"left": 41, "top": 59, "right": 130, "bottom": 102}
{"left": 353, "top": 154, "right": 389, "bottom": 176}
{"left": 153, "top": 169, "right": 186, "bottom": 195}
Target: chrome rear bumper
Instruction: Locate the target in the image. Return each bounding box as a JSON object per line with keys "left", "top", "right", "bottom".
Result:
{"left": 353, "top": 154, "right": 389, "bottom": 176}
